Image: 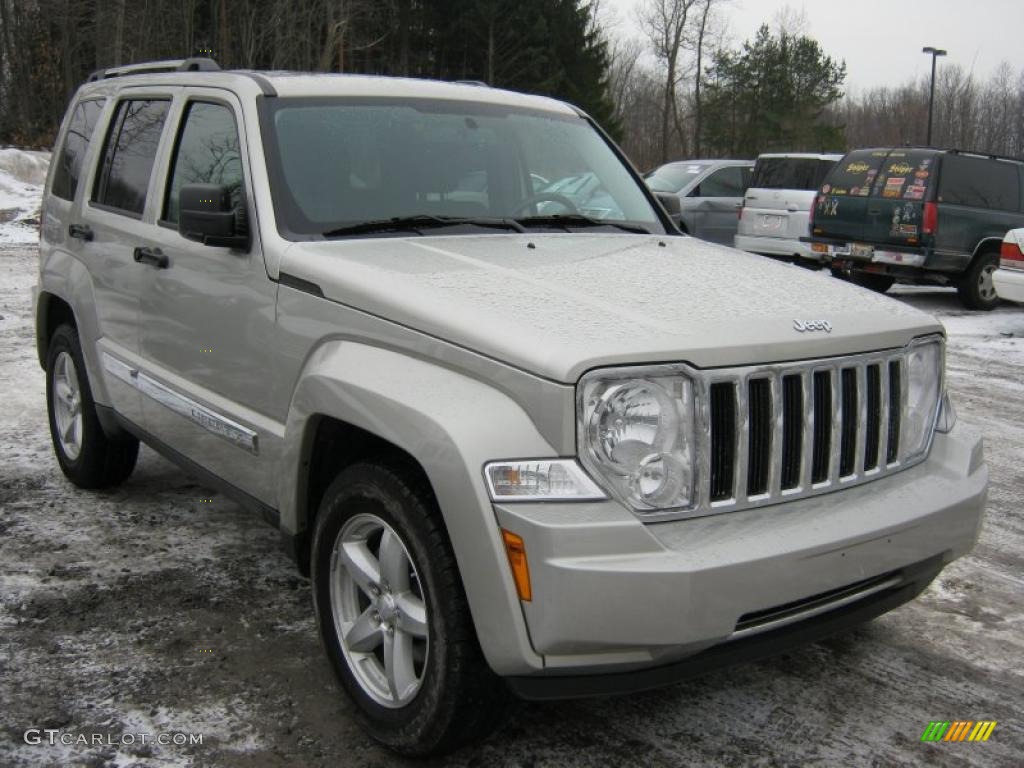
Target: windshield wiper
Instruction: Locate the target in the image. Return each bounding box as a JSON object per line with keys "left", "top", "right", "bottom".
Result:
{"left": 513, "top": 214, "right": 650, "bottom": 234}
{"left": 322, "top": 215, "right": 525, "bottom": 238}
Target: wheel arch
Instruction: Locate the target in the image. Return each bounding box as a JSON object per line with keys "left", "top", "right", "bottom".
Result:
{"left": 279, "top": 340, "right": 551, "bottom": 674}
{"left": 36, "top": 291, "right": 77, "bottom": 369}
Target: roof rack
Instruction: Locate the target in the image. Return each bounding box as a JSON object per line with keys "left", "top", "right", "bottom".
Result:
{"left": 886, "top": 145, "right": 1024, "bottom": 163}
{"left": 87, "top": 57, "right": 220, "bottom": 82}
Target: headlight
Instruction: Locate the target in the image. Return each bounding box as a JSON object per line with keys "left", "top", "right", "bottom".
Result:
{"left": 578, "top": 369, "right": 695, "bottom": 512}
{"left": 900, "top": 338, "right": 943, "bottom": 462}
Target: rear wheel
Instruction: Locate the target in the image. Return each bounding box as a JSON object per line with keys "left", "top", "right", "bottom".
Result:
{"left": 849, "top": 272, "right": 895, "bottom": 293}
{"left": 311, "top": 462, "right": 508, "bottom": 756}
{"left": 957, "top": 251, "right": 1000, "bottom": 310}
{"left": 45, "top": 325, "right": 139, "bottom": 488}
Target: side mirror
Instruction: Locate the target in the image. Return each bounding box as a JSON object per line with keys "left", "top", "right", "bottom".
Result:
{"left": 179, "top": 183, "right": 249, "bottom": 249}
{"left": 655, "top": 192, "right": 682, "bottom": 222}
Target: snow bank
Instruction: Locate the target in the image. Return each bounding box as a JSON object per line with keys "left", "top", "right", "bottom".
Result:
{"left": 0, "top": 147, "right": 50, "bottom": 246}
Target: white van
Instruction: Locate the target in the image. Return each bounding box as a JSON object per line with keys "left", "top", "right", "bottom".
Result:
{"left": 734, "top": 152, "right": 841, "bottom": 262}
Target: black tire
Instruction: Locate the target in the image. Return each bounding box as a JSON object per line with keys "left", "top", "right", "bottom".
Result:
{"left": 957, "top": 251, "right": 1001, "bottom": 311}
{"left": 849, "top": 272, "right": 895, "bottom": 293}
{"left": 45, "top": 324, "right": 139, "bottom": 488}
{"left": 311, "top": 462, "right": 509, "bottom": 756}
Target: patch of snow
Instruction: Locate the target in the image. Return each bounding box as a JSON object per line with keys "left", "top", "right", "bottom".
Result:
{"left": 0, "top": 148, "right": 50, "bottom": 246}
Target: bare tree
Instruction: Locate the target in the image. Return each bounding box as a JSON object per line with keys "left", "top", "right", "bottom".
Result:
{"left": 638, "top": 0, "right": 698, "bottom": 163}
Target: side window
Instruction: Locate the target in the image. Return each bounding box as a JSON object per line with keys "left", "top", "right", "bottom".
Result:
{"left": 93, "top": 99, "right": 170, "bottom": 216}
{"left": 938, "top": 155, "right": 1020, "bottom": 211}
{"left": 697, "top": 167, "right": 745, "bottom": 197}
{"left": 164, "top": 102, "right": 244, "bottom": 224}
{"left": 51, "top": 99, "right": 104, "bottom": 201}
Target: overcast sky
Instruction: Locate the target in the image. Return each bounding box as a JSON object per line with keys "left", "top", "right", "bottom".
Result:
{"left": 602, "top": 0, "right": 1023, "bottom": 91}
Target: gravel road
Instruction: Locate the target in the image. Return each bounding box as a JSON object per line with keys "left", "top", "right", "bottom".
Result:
{"left": 1, "top": 244, "right": 1021, "bottom": 767}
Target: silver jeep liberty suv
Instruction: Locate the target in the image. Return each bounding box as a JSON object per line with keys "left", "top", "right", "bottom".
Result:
{"left": 34, "top": 58, "right": 987, "bottom": 755}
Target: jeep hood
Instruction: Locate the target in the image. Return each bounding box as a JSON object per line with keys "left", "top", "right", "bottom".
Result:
{"left": 280, "top": 234, "right": 943, "bottom": 383}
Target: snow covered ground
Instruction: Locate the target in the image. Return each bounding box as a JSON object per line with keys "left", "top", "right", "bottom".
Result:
{"left": 0, "top": 192, "right": 1021, "bottom": 765}
{"left": 0, "top": 149, "right": 50, "bottom": 246}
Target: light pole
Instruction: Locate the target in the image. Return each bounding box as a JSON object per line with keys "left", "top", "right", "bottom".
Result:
{"left": 922, "top": 46, "right": 947, "bottom": 146}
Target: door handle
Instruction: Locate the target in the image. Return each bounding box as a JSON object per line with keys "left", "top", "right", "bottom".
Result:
{"left": 68, "top": 223, "right": 93, "bottom": 241}
{"left": 786, "top": 204, "right": 799, "bottom": 212}
{"left": 133, "top": 246, "right": 169, "bottom": 269}
{"left": 868, "top": 207, "right": 881, "bottom": 215}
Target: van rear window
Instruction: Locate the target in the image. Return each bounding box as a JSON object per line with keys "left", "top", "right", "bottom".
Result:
{"left": 871, "top": 150, "right": 936, "bottom": 201}
{"left": 821, "top": 151, "right": 886, "bottom": 196}
{"left": 751, "top": 158, "right": 834, "bottom": 190}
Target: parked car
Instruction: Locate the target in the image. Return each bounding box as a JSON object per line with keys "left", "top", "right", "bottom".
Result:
{"left": 807, "top": 147, "right": 1024, "bottom": 309}
{"left": 994, "top": 227, "right": 1024, "bottom": 303}
{"left": 734, "top": 152, "right": 841, "bottom": 262}
{"left": 36, "top": 59, "right": 986, "bottom": 756}
{"left": 644, "top": 159, "right": 753, "bottom": 244}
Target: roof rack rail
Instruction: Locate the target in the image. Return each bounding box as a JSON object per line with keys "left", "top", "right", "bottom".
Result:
{"left": 87, "top": 57, "right": 220, "bottom": 82}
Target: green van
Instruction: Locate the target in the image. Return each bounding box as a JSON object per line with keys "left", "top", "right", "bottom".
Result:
{"left": 806, "top": 147, "right": 1024, "bottom": 309}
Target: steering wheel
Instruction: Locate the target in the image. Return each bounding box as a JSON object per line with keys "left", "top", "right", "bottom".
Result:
{"left": 511, "top": 192, "right": 580, "bottom": 216}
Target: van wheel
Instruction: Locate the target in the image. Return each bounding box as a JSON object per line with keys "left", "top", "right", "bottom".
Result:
{"left": 850, "top": 272, "right": 894, "bottom": 293}
{"left": 46, "top": 325, "right": 139, "bottom": 488}
{"left": 311, "top": 462, "right": 509, "bottom": 756}
{"left": 957, "top": 251, "right": 1000, "bottom": 310}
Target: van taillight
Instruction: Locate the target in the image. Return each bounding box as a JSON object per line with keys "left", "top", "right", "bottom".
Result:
{"left": 1001, "top": 238, "right": 1024, "bottom": 268}
{"left": 738, "top": 204, "right": 744, "bottom": 220}
{"left": 809, "top": 195, "right": 818, "bottom": 228}
{"left": 922, "top": 202, "right": 938, "bottom": 236}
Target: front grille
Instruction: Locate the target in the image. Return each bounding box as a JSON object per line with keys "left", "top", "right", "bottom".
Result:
{"left": 701, "top": 348, "right": 912, "bottom": 513}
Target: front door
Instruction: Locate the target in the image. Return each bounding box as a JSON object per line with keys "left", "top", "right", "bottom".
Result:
{"left": 690, "top": 166, "right": 748, "bottom": 244}
{"left": 136, "top": 90, "right": 281, "bottom": 506}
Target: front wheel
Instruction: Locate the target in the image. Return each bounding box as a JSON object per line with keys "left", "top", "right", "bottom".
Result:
{"left": 957, "top": 251, "right": 1001, "bottom": 310}
{"left": 311, "top": 463, "right": 508, "bottom": 756}
{"left": 45, "top": 325, "right": 138, "bottom": 488}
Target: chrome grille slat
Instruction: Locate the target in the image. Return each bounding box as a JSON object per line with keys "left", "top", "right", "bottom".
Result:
{"left": 768, "top": 374, "right": 784, "bottom": 498}
{"left": 854, "top": 363, "right": 869, "bottom": 477}
{"left": 696, "top": 343, "right": 938, "bottom": 521}
{"left": 799, "top": 371, "right": 815, "bottom": 491}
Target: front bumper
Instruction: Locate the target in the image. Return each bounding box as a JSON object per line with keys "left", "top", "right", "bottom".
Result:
{"left": 993, "top": 267, "right": 1024, "bottom": 303}
{"left": 492, "top": 423, "right": 986, "bottom": 693}
{"left": 734, "top": 233, "right": 819, "bottom": 261}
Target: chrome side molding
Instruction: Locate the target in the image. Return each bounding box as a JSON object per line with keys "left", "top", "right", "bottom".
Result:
{"left": 102, "top": 352, "right": 259, "bottom": 455}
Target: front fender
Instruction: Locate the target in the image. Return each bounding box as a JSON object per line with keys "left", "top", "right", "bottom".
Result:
{"left": 280, "top": 340, "right": 553, "bottom": 674}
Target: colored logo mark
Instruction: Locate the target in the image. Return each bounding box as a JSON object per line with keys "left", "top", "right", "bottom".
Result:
{"left": 921, "top": 721, "right": 997, "bottom": 742}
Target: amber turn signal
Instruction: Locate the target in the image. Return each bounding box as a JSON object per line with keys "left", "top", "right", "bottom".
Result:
{"left": 501, "top": 529, "right": 532, "bottom": 602}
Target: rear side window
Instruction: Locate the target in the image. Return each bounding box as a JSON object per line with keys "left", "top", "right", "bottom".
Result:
{"left": 751, "top": 158, "right": 832, "bottom": 191}
{"left": 696, "top": 166, "right": 746, "bottom": 197}
{"left": 871, "top": 150, "right": 937, "bottom": 201}
{"left": 646, "top": 163, "right": 706, "bottom": 193}
{"left": 164, "top": 102, "right": 244, "bottom": 224}
{"left": 51, "top": 99, "right": 105, "bottom": 201}
{"left": 938, "top": 155, "right": 1021, "bottom": 212}
{"left": 93, "top": 99, "right": 170, "bottom": 216}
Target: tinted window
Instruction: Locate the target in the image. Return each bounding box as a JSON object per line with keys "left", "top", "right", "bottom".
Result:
{"left": 261, "top": 99, "right": 663, "bottom": 236}
{"left": 938, "top": 155, "right": 1020, "bottom": 211}
{"left": 93, "top": 99, "right": 170, "bottom": 215}
{"left": 822, "top": 150, "right": 887, "bottom": 197}
{"left": 751, "top": 157, "right": 833, "bottom": 191}
{"left": 164, "top": 102, "right": 243, "bottom": 224}
{"left": 52, "top": 100, "right": 104, "bottom": 201}
{"left": 697, "top": 166, "right": 746, "bottom": 197}
{"left": 646, "top": 163, "right": 709, "bottom": 193}
{"left": 871, "top": 150, "right": 937, "bottom": 201}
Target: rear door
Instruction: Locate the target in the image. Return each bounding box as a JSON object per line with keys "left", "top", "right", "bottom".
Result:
{"left": 689, "top": 165, "right": 747, "bottom": 244}
{"left": 860, "top": 149, "right": 939, "bottom": 248}
{"left": 812, "top": 150, "right": 891, "bottom": 243}
{"left": 744, "top": 156, "right": 830, "bottom": 240}
{"left": 80, "top": 93, "right": 174, "bottom": 425}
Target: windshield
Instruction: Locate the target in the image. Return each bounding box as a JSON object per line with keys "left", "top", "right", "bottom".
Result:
{"left": 645, "top": 163, "right": 709, "bottom": 193}
{"left": 259, "top": 97, "right": 664, "bottom": 238}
